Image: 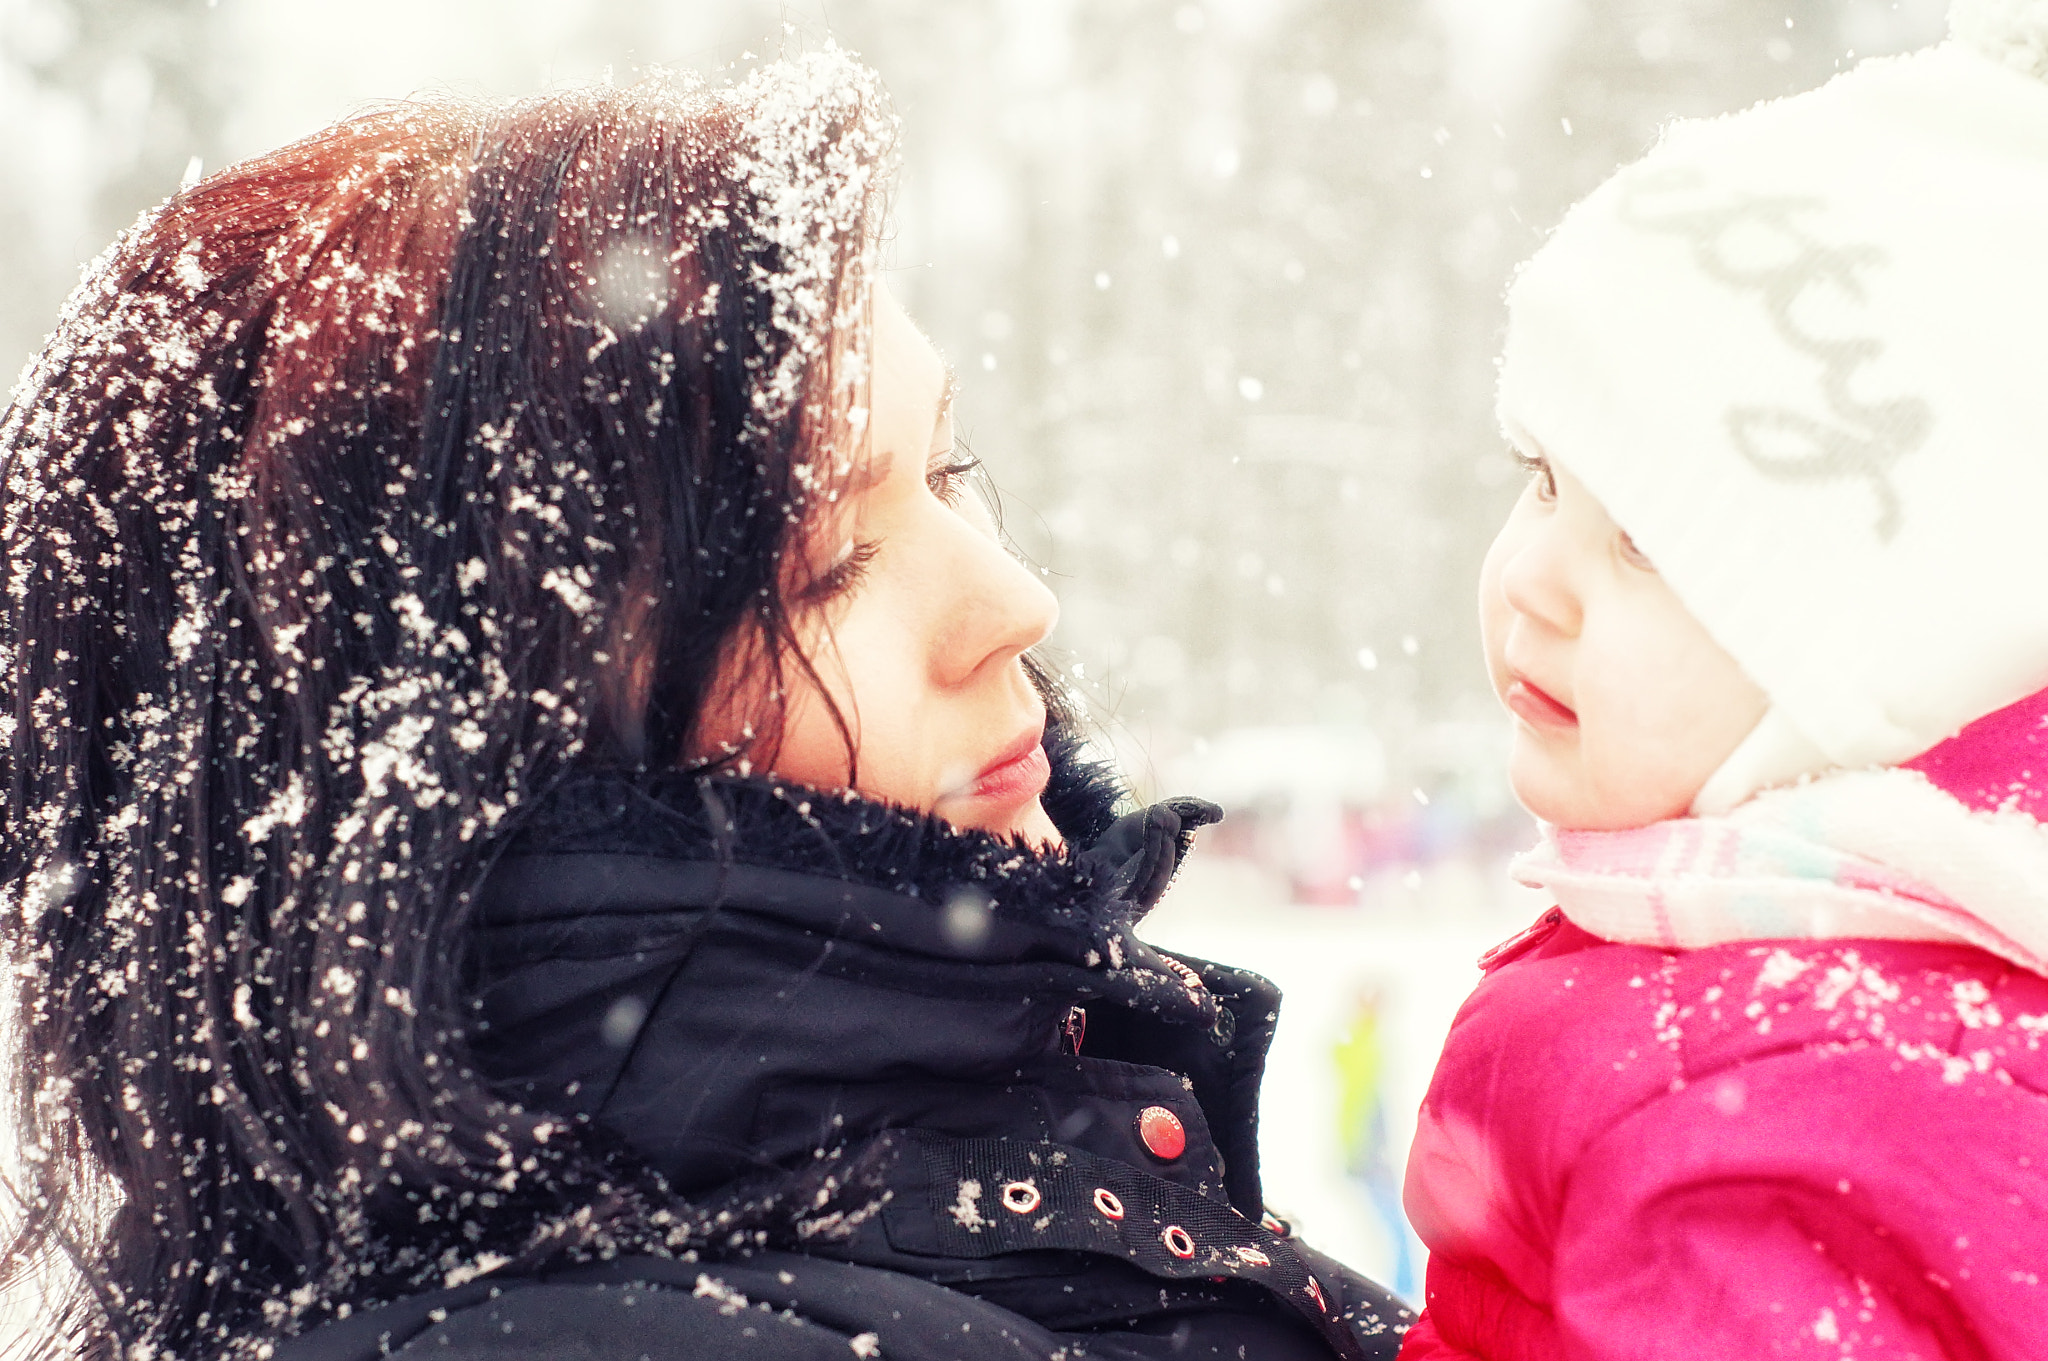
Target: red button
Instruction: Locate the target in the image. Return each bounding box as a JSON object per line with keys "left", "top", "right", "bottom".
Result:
{"left": 1136, "top": 1105, "right": 1186, "bottom": 1161}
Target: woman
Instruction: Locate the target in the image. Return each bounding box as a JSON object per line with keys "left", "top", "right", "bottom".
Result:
{"left": 0, "top": 52, "right": 1410, "bottom": 1360}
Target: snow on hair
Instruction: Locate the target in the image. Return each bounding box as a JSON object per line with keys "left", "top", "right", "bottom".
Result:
{"left": 0, "top": 51, "right": 894, "bottom": 1361}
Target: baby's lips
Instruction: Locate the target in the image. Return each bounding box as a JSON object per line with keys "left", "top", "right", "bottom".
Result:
{"left": 1506, "top": 677, "right": 1578, "bottom": 729}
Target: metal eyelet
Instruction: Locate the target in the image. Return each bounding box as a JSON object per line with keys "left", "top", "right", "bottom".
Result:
{"left": 1306, "top": 1276, "right": 1329, "bottom": 1313}
{"left": 1000, "top": 1180, "right": 1041, "bottom": 1215}
{"left": 1092, "top": 1187, "right": 1125, "bottom": 1220}
{"left": 1161, "top": 1225, "right": 1196, "bottom": 1259}
{"left": 1061, "top": 1005, "right": 1087, "bottom": 1055}
{"left": 1233, "top": 1246, "right": 1271, "bottom": 1267}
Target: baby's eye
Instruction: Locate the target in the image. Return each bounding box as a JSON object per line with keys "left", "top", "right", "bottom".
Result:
{"left": 1513, "top": 450, "right": 1557, "bottom": 503}
{"left": 1618, "top": 530, "right": 1656, "bottom": 572}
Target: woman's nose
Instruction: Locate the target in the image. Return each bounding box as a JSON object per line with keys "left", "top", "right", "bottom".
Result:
{"left": 932, "top": 519, "right": 1059, "bottom": 688}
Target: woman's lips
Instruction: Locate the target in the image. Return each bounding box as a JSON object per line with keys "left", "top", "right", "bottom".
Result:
{"left": 959, "top": 726, "right": 1052, "bottom": 806}
{"left": 1506, "top": 677, "right": 1578, "bottom": 730}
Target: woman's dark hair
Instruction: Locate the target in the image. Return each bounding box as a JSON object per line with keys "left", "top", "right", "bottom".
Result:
{"left": 0, "top": 54, "right": 895, "bottom": 1359}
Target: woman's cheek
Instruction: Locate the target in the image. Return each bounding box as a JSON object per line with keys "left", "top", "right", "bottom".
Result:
{"left": 811, "top": 621, "right": 928, "bottom": 809}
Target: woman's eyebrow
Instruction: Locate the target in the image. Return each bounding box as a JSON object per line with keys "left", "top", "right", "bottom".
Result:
{"left": 842, "top": 360, "right": 954, "bottom": 496}
{"left": 845, "top": 447, "right": 896, "bottom": 495}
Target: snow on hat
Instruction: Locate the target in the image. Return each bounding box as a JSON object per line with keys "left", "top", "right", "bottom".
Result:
{"left": 1496, "top": 0, "right": 2048, "bottom": 814}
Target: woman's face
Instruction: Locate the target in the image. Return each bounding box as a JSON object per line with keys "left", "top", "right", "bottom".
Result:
{"left": 749, "top": 283, "right": 1063, "bottom": 845}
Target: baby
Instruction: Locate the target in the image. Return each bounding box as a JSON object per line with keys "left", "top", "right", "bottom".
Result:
{"left": 1400, "top": 3, "right": 2048, "bottom": 1357}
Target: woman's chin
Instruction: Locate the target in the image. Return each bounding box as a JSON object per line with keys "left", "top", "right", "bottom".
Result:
{"left": 933, "top": 795, "right": 1064, "bottom": 849}
{"left": 1013, "top": 798, "right": 1064, "bottom": 850}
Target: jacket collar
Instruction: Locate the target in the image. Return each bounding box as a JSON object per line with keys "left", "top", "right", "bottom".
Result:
{"left": 468, "top": 748, "right": 1276, "bottom": 1214}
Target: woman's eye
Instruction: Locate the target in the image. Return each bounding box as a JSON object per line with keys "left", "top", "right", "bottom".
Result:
{"left": 803, "top": 540, "right": 878, "bottom": 602}
{"left": 927, "top": 451, "right": 982, "bottom": 506}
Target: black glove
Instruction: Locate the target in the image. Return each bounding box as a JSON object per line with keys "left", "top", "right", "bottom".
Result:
{"left": 1075, "top": 795, "right": 1222, "bottom": 914}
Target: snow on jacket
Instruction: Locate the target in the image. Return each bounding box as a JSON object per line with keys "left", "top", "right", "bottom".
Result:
{"left": 1398, "top": 908, "right": 2048, "bottom": 1360}
{"left": 271, "top": 739, "right": 1412, "bottom": 1360}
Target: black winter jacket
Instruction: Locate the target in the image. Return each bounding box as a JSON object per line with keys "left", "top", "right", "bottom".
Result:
{"left": 273, "top": 742, "right": 1412, "bottom": 1360}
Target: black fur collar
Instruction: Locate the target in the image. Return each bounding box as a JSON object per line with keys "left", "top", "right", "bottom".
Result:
{"left": 501, "top": 723, "right": 1138, "bottom": 936}
{"left": 468, "top": 726, "right": 1256, "bottom": 1219}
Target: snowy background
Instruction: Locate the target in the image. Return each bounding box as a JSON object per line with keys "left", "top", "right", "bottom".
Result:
{"left": 0, "top": 0, "right": 1947, "bottom": 1299}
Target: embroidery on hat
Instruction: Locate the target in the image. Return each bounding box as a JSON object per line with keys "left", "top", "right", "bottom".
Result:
{"left": 1617, "top": 166, "right": 1931, "bottom": 542}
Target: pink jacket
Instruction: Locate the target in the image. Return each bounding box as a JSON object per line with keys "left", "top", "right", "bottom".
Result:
{"left": 1398, "top": 908, "right": 2048, "bottom": 1360}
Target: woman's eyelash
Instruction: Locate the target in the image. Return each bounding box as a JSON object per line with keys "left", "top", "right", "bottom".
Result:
{"left": 805, "top": 446, "right": 984, "bottom": 601}
{"left": 805, "top": 541, "right": 878, "bottom": 601}
{"left": 928, "top": 452, "right": 982, "bottom": 504}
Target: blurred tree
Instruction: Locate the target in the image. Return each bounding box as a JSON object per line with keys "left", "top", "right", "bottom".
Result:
{"left": 831, "top": 0, "right": 1942, "bottom": 787}
{"left": 0, "top": 0, "right": 229, "bottom": 374}
{"left": 0, "top": 0, "right": 1946, "bottom": 782}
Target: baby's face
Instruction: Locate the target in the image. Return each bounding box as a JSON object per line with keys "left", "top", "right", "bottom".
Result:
{"left": 1479, "top": 452, "right": 1767, "bottom": 830}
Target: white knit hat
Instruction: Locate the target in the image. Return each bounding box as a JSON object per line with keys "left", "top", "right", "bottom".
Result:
{"left": 1497, "top": 0, "right": 2048, "bottom": 813}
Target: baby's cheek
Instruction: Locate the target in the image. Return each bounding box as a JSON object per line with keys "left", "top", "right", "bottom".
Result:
{"left": 1571, "top": 716, "right": 1697, "bottom": 829}
{"left": 1663, "top": 659, "right": 1769, "bottom": 803}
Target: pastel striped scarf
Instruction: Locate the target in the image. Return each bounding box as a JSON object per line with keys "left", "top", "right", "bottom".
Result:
{"left": 1514, "top": 766, "right": 2048, "bottom": 977}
